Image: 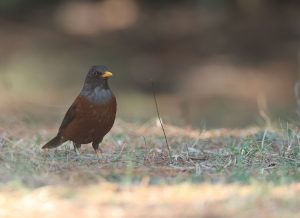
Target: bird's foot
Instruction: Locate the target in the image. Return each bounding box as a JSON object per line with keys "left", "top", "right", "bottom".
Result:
{"left": 94, "top": 148, "right": 104, "bottom": 164}
{"left": 73, "top": 143, "right": 81, "bottom": 156}
{"left": 73, "top": 147, "right": 81, "bottom": 156}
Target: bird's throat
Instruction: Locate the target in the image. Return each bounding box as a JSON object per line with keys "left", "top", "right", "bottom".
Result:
{"left": 80, "top": 85, "right": 113, "bottom": 104}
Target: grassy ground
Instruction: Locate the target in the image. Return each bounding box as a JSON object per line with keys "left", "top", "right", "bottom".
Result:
{"left": 1, "top": 118, "right": 300, "bottom": 217}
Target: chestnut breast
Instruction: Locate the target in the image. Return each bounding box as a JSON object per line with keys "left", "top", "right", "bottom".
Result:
{"left": 61, "top": 95, "right": 117, "bottom": 144}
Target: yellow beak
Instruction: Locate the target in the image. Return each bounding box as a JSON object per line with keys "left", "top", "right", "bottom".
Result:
{"left": 102, "top": 71, "right": 113, "bottom": 78}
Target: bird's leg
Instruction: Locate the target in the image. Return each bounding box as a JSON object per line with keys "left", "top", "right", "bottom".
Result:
{"left": 92, "top": 141, "right": 103, "bottom": 162}
{"left": 94, "top": 148, "right": 101, "bottom": 160}
{"left": 73, "top": 143, "right": 81, "bottom": 155}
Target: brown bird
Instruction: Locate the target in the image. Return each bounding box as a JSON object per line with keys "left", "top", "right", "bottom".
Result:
{"left": 42, "top": 65, "right": 117, "bottom": 158}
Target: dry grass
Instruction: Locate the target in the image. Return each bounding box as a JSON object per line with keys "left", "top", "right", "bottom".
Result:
{"left": 1, "top": 118, "right": 300, "bottom": 217}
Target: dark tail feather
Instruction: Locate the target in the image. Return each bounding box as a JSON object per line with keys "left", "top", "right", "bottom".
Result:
{"left": 42, "top": 136, "right": 64, "bottom": 149}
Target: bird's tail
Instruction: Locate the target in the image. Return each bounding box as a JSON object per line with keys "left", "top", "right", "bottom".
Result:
{"left": 42, "top": 136, "right": 64, "bottom": 149}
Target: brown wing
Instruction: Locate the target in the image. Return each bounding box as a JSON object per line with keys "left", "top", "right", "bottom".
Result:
{"left": 58, "top": 98, "right": 78, "bottom": 133}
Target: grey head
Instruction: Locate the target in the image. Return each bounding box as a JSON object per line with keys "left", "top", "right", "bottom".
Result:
{"left": 80, "top": 65, "right": 114, "bottom": 103}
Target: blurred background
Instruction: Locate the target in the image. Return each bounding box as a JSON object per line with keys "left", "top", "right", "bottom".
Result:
{"left": 0, "top": 0, "right": 299, "bottom": 129}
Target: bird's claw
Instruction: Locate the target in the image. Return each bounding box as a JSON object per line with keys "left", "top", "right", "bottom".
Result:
{"left": 94, "top": 148, "right": 104, "bottom": 164}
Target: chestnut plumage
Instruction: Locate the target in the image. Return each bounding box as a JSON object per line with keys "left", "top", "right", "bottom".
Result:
{"left": 42, "top": 65, "right": 117, "bottom": 155}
